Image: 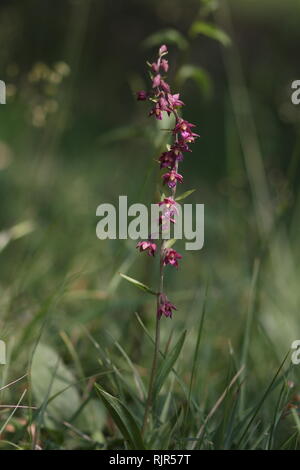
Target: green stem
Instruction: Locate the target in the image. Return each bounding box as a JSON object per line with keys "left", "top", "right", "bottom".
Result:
{"left": 142, "top": 242, "right": 165, "bottom": 436}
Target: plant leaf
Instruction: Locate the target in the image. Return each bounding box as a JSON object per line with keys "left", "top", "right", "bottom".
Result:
{"left": 0, "top": 220, "right": 35, "bottom": 253}
{"left": 143, "top": 29, "right": 188, "bottom": 51}
{"left": 165, "top": 239, "right": 177, "bottom": 249}
{"left": 175, "top": 189, "right": 196, "bottom": 202}
{"left": 119, "top": 273, "right": 157, "bottom": 295}
{"left": 154, "top": 330, "right": 186, "bottom": 396}
{"left": 95, "top": 384, "right": 145, "bottom": 450}
{"left": 31, "top": 343, "right": 81, "bottom": 429}
{"left": 176, "top": 65, "right": 213, "bottom": 99}
{"left": 190, "top": 21, "right": 231, "bottom": 47}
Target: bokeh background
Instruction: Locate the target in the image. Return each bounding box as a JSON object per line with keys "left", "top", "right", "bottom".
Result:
{"left": 0, "top": 0, "right": 300, "bottom": 449}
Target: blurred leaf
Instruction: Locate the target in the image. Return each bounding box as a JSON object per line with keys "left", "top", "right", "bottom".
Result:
{"left": 199, "top": 0, "right": 219, "bottom": 16}
{"left": 97, "top": 125, "right": 142, "bottom": 146}
{"left": 239, "top": 259, "right": 260, "bottom": 416}
{"left": 154, "top": 330, "right": 186, "bottom": 396}
{"left": 143, "top": 29, "right": 188, "bottom": 51}
{"left": 175, "top": 189, "right": 196, "bottom": 202}
{"left": 74, "top": 398, "right": 106, "bottom": 437}
{"left": 0, "top": 220, "right": 35, "bottom": 253}
{"left": 186, "top": 285, "right": 208, "bottom": 411}
{"left": 280, "top": 431, "right": 299, "bottom": 450}
{"left": 95, "top": 384, "right": 145, "bottom": 450}
{"left": 177, "top": 64, "right": 212, "bottom": 98}
{"left": 119, "top": 273, "right": 157, "bottom": 295}
{"left": 165, "top": 238, "right": 177, "bottom": 249}
{"left": 135, "top": 313, "right": 194, "bottom": 406}
{"left": 189, "top": 366, "right": 245, "bottom": 450}
{"left": 189, "top": 21, "right": 231, "bottom": 47}
{"left": 0, "top": 389, "right": 27, "bottom": 436}
{"left": 108, "top": 253, "right": 136, "bottom": 295}
{"left": 31, "top": 343, "right": 81, "bottom": 429}
{"left": 236, "top": 353, "right": 289, "bottom": 449}
{"left": 113, "top": 339, "right": 146, "bottom": 400}
{"left": 0, "top": 440, "right": 24, "bottom": 450}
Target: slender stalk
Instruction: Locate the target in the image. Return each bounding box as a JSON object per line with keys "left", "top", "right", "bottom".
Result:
{"left": 138, "top": 45, "right": 198, "bottom": 439}
{"left": 142, "top": 241, "right": 165, "bottom": 436}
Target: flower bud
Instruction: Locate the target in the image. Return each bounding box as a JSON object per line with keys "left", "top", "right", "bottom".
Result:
{"left": 159, "top": 44, "right": 168, "bottom": 56}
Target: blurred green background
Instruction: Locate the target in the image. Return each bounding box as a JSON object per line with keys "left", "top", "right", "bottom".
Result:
{"left": 0, "top": 0, "right": 300, "bottom": 450}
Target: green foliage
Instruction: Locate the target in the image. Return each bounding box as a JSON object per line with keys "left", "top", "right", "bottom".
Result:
{"left": 177, "top": 65, "right": 213, "bottom": 98}
{"left": 189, "top": 21, "right": 231, "bottom": 46}
{"left": 143, "top": 29, "right": 189, "bottom": 51}
{"left": 31, "top": 343, "right": 81, "bottom": 428}
{"left": 119, "top": 273, "right": 157, "bottom": 295}
{"left": 175, "top": 189, "right": 196, "bottom": 202}
{"left": 154, "top": 330, "right": 186, "bottom": 396}
{"left": 95, "top": 384, "right": 145, "bottom": 450}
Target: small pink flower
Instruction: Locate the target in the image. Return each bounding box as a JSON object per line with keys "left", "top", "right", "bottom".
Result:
{"left": 157, "top": 293, "right": 177, "bottom": 318}
{"left": 163, "top": 248, "right": 182, "bottom": 268}
{"left": 170, "top": 143, "right": 185, "bottom": 161}
{"left": 149, "top": 103, "right": 162, "bottom": 120}
{"left": 159, "top": 150, "right": 177, "bottom": 169}
{"left": 158, "top": 197, "right": 178, "bottom": 223}
{"left": 174, "top": 119, "right": 199, "bottom": 143}
{"left": 152, "top": 74, "right": 161, "bottom": 88}
{"left": 158, "top": 96, "right": 169, "bottom": 112}
{"left": 136, "top": 90, "right": 148, "bottom": 101}
{"left": 162, "top": 170, "right": 183, "bottom": 188}
{"left": 161, "top": 59, "right": 169, "bottom": 73}
{"left": 160, "top": 79, "right": 170, "bottom": 93}
{"left": 159, "top": 44, "right": 168, "bottom": 56}
{"left": 167, "top": 93, "right": 184, "bottom": 108}
{"left": 151, "top": 62, "right": 160, "bottom": 73}
{"left": 136, "top": 241, "right": 157, "bottom": 257}
{"left": 176, "top": 139, "right": 191, "bottom": 153}
{"left": 174, "top": 119, "right": 195, "bottom": 132}
{"left": 158, "top": 197, "right": 177, "bottom": 208}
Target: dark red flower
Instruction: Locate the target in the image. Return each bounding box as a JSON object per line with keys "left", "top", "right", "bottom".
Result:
{"left": 159, "top": 45, "right": 168, "bottom": 56}
{"left": 158, "top": 197, "right": 178, "bottom": 223}
{"left": 162, "top": 170, "right": 183, "bottom": 188}
{"left": 161, "top": 59, "right": 169, "bottom": 73}
{"left": 151, "top": 62, "right": 160, "bottom": 74}
{"left": 158, "top": 197, "right": 177, "bottom": 207}
{"left": 163, "top": 248, "right": 182, "bottom": 268}
{"left": 158, "top": 96, "right": 170, "bottom": 112}
{"left": 157, "top": 293, "right": 177, "bottom": 318}
{"left": 136, "top": 90, "right": 148, "bottom": 101}
{"left": 136, "top": 241, "right": 157, "bottom": 256}
{"left": 149, "top": 103, "right": 163, "bottom": 120}
{"left": 152, "top": 74, "right": 161, "bottom": 88}
{"left": 174, "top": 119, "right": 199, "bottom": 143}
{"left": 176, "top": 139, "right": 192, "bottom": 153}
{"left": 159, "top": 150, "right": 177, "bottom": 169}
{"left": 167, "top": 93, "right": 184, "bottom": 108}
{"left": 160, "top": 79, "right": 170, "bottom": 93}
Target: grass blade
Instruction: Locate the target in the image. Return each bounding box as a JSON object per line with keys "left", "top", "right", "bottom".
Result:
{"left": 154, "top": 330, "right": 186, "bottom": 396}
{"left": 95, "top": 384, "right": 145, "bottom": 450}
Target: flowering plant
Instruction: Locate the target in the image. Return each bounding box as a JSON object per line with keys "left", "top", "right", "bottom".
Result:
{"left": 136, "top": 44, "right": 199, "bottom": 434}
{"left": 137, "top": 44, "right": 198, "bottom": 317}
